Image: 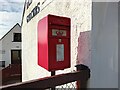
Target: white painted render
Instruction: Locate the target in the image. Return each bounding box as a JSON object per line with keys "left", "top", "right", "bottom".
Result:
{"left": 22, "top": 0, "right": 91, "bottom": 82}
{"left": 0, "top": 24, "right": 21, "bottom": 68}
{"left": 22, "top": 0, "right": 118, "bottom": 88}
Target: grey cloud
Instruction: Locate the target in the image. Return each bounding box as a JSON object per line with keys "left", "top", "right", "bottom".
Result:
{"left": 0, "top": 24, "right": 7, "bottom": 26}
{"left": 0, "top": 1, "right": 24, "bottom": 13}
{"left": 0, "top": 0, "right": 24, "bottom": 39}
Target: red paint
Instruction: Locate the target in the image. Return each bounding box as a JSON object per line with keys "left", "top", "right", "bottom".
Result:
{"left": 38, "top": 14, "right": 71, "bottom": 71}
{"left": 1, "top": 64, "right": 21, "bottom": 83}
{"left": 77, "top": 31, "right": 91, "bottom": 67}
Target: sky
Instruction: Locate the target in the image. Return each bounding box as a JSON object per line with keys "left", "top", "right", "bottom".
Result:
{"left": 0, "top": 0, "right": 24, "bottom": 39}
{"left": 0, "top": 0, "right": 119, "bottom": 39}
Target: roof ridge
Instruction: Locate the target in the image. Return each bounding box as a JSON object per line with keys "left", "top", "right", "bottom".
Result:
{"left": 0, "top": 23, "right": 21, "bottom": 41}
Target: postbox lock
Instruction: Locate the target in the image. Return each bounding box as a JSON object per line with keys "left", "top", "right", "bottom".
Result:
{"left": 58, "top": 39, "right": 62, "bottom": 42}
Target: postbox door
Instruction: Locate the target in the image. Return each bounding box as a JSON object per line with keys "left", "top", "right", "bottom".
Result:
{"left": 49, "top": 38, "right": 70, "bottom": 70}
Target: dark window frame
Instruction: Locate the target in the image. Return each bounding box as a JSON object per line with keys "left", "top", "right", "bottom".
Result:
{"left": 11, "top": 50, "right": 21, "bottom": 64}
{"left": 13, "top": 33, "right": 21, "bottom": 42}
{"left": 0, "top": 61, "right": 5, "bottom": 67}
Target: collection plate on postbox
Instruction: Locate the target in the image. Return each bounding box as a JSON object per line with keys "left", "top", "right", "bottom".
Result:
{"left": 52, "top": 29, "right": 67, "bottom": 36}
{"left": 38, "top": 14, "right": 71, "bottom": 71}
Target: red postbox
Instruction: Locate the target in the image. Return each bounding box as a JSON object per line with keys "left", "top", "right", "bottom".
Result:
{"left": 38, "top": 14, "right": 70, "bottom": 71}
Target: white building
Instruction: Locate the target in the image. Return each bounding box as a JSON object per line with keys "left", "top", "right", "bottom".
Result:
{"left": 0, "top": 23, "right": 22, "bottom": 69}
{"left": 21, "top": 0, "right": 118, "bottom": 88}
{"left": 22, "top": 0, "right": 91, "bottom": 82}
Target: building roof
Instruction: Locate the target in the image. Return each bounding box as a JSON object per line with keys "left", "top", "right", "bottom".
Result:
{"left": 0, "top": 23, "right": 21, "bottom": 41}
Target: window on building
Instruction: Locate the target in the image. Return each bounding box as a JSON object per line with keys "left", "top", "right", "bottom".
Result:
{"left": 0, "top": 61, "right": 5, "bottom": 67}
{"left": 11, "top": 50, "right": 21, "bottom": 64}
{"left": 0, "top": 50, "right": 5, "bottom": 54}
{"left": 13, "top": 33, "right": 21, "bottom": 42}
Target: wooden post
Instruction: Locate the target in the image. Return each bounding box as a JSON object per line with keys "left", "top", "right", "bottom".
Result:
{"left": 51, "top": 71, "right": 55, "bottom": 90}
{"left": 76, "top": 64, "right": 90, "bottom": 90}
{"left": 51, "top": 71, "right": 55, "bottom": 76}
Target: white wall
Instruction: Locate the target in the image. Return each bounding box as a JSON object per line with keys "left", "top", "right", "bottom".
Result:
{"left": 90, "top": 2, "right": 118, "bottom": 88}
{"left": 22, "top": 0, "right": 91, "bottom": 82}
{"left": 0, "top": 24, "right": 21, "bottom": 67}
{"left": 119, "top": 2, "right": 120, "bottom": 88}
